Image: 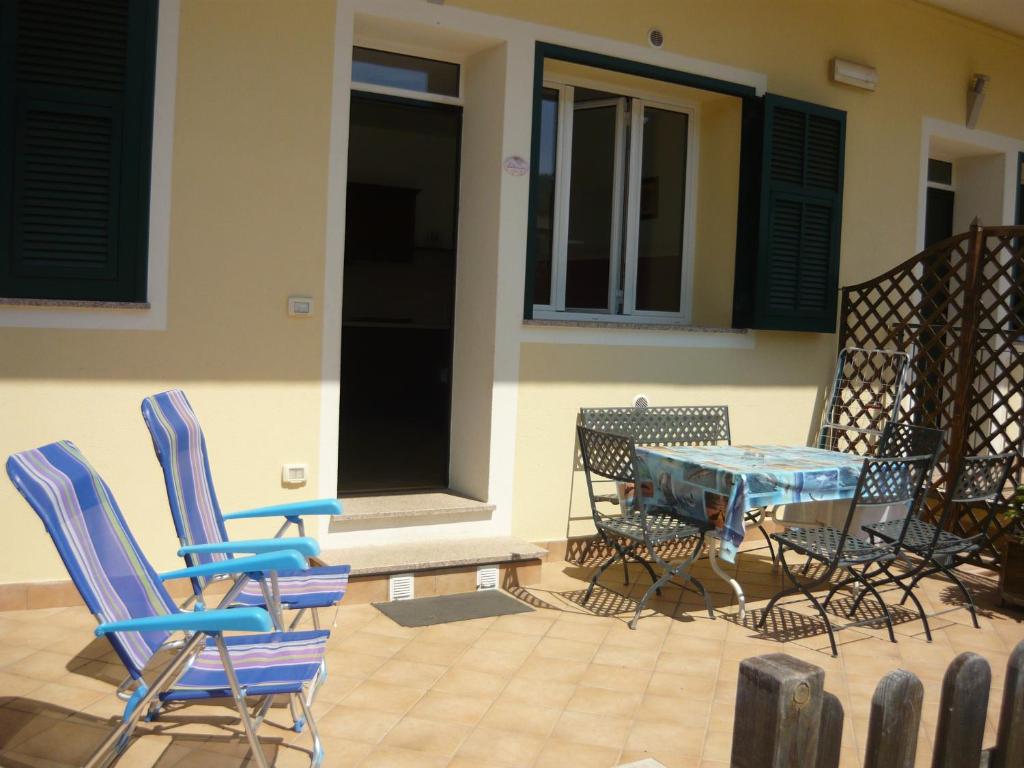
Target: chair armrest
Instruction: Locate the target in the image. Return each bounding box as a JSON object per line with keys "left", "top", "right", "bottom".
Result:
{"left": 158, "top": 550, "right": 307, "bottom": 582}
{"left": 222, "top": 499, "right": 342, "bottom": 522}
{"left": 95, "top": 607, "right": 272, "bottom": 637}
{"left": 178, "top": 537, "right": 320, "bottom": 559}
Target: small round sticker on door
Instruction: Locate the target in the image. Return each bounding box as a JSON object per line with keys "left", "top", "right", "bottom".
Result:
{"left": 503, "top": 156, "right": 529, "bottom": 176}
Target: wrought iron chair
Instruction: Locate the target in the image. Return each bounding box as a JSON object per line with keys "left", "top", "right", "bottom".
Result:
{"left": 757, "top": 454, "right": 933, "bottom": 656}
{"left": 142, "top": 390, "right": 349, "bottom": 630}
{"left": 577, "top": 426, "right": 714, "bottom": 629}
{"left": 6, "top": 441, "right": 327, "bottom": 768}
{"left": 860, "top": 451, "right": 1015, "bottom": 631}
{"left": 577, "top": 405, "right": 777, "bottom": 560}
{"left": 874, "top": 420, "right": 945, "bottom": 462}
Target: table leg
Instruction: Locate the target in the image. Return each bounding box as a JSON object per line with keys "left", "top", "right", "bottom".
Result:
{"left": 707, "top": 537, "right": 746, "bottom": 621}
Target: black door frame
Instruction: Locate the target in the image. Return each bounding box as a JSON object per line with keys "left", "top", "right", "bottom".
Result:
{"left": 338, "top": 91, "right": 463, "bottom": 495}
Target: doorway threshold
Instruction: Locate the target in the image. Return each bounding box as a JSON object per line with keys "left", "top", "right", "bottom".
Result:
{"left": 334, "top": 491, "right": 494, "bottom": 530}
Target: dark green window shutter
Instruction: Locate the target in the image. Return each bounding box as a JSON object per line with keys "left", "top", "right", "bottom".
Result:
{"left": 0, "top": 0, "right": 158, "bottom": 302}
{"left": 744, "top": 94, "right": 846, "bottom": 332}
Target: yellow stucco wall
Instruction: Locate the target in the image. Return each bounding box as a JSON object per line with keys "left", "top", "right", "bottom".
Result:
{"left": 1, "top": 0, "right": 1023, "bottom": 583}
{"left": 0, "top": 0, "right": 337, "bottom": 583}
{"left": 444, "top": 0, "right": 1024, "bottom": 542}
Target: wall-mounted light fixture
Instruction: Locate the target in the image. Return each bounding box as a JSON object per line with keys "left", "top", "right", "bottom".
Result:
{"left": 830, "top": 58, "right": 878, "bottom": 91}
{"left": 967, "top": 74, "right": 989, "bottom": 129}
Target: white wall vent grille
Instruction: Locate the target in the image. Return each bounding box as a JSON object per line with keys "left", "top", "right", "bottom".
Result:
{"left": 388, "top": 573, "right": 414, "bottom": 601}
{"left": 633, "top": 394, "right": 650, "bottom": 409}
{"left": 647, "top": 28, "right": 664, "bottom": 48}
{"left": 476, "top": 565, "right": 499, "bottom": 591}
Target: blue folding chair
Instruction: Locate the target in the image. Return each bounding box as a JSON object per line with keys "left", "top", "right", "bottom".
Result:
{"left": 7, "top": 441, "right": 327, "bottom": 768}
{"left": 141, "top": 390, "right": 349, "bottom": 630}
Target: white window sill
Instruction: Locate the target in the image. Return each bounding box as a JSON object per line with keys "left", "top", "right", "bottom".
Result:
{"left": 0, "top": 297, "right": 151, "bottom": 310}
{"left": 521, "top": 317, "right": 755, "bottom": 349}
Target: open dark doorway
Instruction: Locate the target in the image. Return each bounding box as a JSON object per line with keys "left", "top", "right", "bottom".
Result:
{"left": 339, "top": 95, "right": 461, "bottom": 494}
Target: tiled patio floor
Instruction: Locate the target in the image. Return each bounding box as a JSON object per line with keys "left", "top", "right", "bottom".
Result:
{"left": 1, "top": 539, "right": 1022, "bottom": 767}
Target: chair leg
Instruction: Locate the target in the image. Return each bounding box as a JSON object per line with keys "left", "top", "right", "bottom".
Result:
{"left": 894, "top": 576, "right": 932, "bottom": 642}
{"left": 804, "top": 588, "right": 840, "bottom": 657}
{"left": 582, "top": 541, "right": 627, "bottom": 605}
{"left": 942, "top": 564, "right": 981, "bottom": 628}
{"left": 821, "top": 573, "right": 857, "bottom": 611}
{"left": 629, "top": 570, "right": 674, "bottom": 630}
{"left": 687, "top": 574, "right": 714, "bottom": 619}
{"left": 757, "top": 525, "right": 777, "bottom": 563}
{"left": 297, "top": 690, "right": 324, "bottom": 768}
{"left": 215, "top": 634, "right": 270, "bottom": 768}
{"left": 850, "top": 572, "right": 896, "bottom": 644}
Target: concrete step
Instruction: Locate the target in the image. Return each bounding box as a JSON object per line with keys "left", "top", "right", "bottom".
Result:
{"left": 318, "top": 535, "right": 547, "bottom": 604}
{"left": 318, "top": 535, "right": 546, "bottom": 578}
{"left": 334, "top": 491, "right": 494, "bottom": 531}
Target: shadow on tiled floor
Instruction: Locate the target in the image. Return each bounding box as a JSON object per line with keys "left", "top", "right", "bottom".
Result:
{"left": 1, "top": 537, "right": 1023, "bottom": 767}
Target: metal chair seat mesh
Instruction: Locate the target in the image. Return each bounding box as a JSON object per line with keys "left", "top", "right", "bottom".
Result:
{"left": 599, "top": 509, "right": 705, "bottom": 545}
{"left": 864, "top": 517, "right": 979, "bottom": 555}
{"left": 234, "top": 566, "right": 351, "bottom": 609}
{"left": 164, "top": 629, "right": 329, "bottom": 700}
{"left": 774, "top": 526, "right": 894, "bottom": 566}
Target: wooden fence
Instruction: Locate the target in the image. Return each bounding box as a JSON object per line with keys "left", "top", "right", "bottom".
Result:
{"left": 731, "top": 641, "right": 1024, "bottom": 767}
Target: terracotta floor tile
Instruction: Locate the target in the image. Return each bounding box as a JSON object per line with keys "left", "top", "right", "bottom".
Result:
{"left": 533, "top": 635, "right": 600, "bottom": 663}
{"left": 624, "top": 718, "right": 706, "bottom": 757}
{"left": 550, "top": 709, "right": 631, "bottom": 750}
{"left": 489, "top": 613, "right": 556, "bottom": 636}
{"left": 339, "top": 680, "right": 425, "bottom": 714}
{"left": 359, "top": 745, "right": 450, "bottom": 767}
{"left": 380, "top": 715, "right": 471, "bottom": 756}
{"left": 498, "top": 676, "right": 577, "bottom": 709}
{"left": 474, "top": 629, "right": 543, "bottom": 656}
{"left": 592, "top": 643, "right": 661, "bottom": 670}
{"left": 517, "top": 653, "right": 589, "bottom": 684}
{"left": 455, "top": 645, "right": 530, "bottom": 676}
{"left": 368, "top": 658, "right": 448, "bottom": 690}
{"left": 393, "top": 639, "right": 467, "bottom": 666}
{"left": 479, "top": 699, "right": 562, "bottom": 736}
{"left": 315, "top": 705, "right": 401, "bottom": 744}
{"left": 534, "top": 738, "right": 621, "bottom": 768}
{"left": 547, "top": 615, "right": 612, "bottom": 644}
{"left": 332, "top": 631, "right": 409, "bottom": 659}
{"left": 433, "top": 667, "right": 508, "bottom": 699}
{"left": 405, "top": 690, "right": 492, "bottom": 726}
{"left": 455, "top": 725, "right": 545, "bottom": 767}
{"left": 565, "top": 685, "right": 643, "bottom": 718}
{"left": 579, "top": 662, "right": 652, "bottom": 694}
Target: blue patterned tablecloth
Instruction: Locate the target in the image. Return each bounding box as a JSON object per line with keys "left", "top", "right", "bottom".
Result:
{"left": 633, "top": 444, "right": 865, "bottom": 563}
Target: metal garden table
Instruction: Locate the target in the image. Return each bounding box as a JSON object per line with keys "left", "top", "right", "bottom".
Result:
{"left": 633, "top": 444, "right": 865, "bottom": 619}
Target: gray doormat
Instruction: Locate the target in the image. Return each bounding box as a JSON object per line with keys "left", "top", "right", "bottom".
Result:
{"left": 373, "top": 590, "right": 534, "bottom": 627}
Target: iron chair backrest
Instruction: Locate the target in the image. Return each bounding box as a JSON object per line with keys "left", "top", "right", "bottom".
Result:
{"left": 875, "top": 422, "right": 945, "bottom": 466}
{"left": 578, "top": 405, "right": 730, "bottom": 454}
{"left": 6, "top": 441, "right": 179, "bottom": 679}
{"left": 818, "top": 347, "right": 910, "bottom": 454}
{"left": 576, "top": 426, "right": 638, "bottom": 517}
{"left": 142, "top": 390, "right": 233, "bottom": 594}
{"left": 834, "top": 454, "right": 935, "bottom": 561}
{"left": 934, "top": 452, "right": 1017, "bottom": 550}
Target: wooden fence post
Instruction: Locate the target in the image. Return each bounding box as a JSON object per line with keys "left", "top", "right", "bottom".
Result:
{"left": 863, "top": 668, "right": 924, "bottom": 768}
{"left": 932, "top": 652, "right": 991, "bottom": 768}
{"left": 991, "top": 641, "right": 1024, "bottom": 768}
{"left": 815, "top": 691, "right": 844, "bottom": 768}
{"left": 731, "top": 654, "right": 825, "bottom": 768}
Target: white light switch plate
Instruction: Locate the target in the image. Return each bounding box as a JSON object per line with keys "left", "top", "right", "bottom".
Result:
{"left": 281, "top": 463, "right": 308, "bottom": 486}
{"left": 287, "top": 296, "right": 314, "bottom": 317}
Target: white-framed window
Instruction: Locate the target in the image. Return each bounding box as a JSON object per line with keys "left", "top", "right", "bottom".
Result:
{"left": 532, "top": 76, "right": 698, "bottom": 323}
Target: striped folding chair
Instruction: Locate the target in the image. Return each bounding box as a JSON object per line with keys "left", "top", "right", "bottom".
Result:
{"left": 142, "top": 390, "right": 349, "bottom": 630}
{"left": 7, "top": 441, "right": 327, "bottom": 768}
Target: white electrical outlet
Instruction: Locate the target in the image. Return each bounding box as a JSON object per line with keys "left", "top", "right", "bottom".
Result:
{"left": 281, "top": 463, "right": 308, "bottom": 486}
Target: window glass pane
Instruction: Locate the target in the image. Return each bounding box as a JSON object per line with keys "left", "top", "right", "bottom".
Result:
{"left": 352, "top": 47, "right": 459, "bottom": 97}
{"left": 635, "top": 107, "right": 688, "bottom": 313}
{"left": 533, "top": 88, "right": 559, "bottom": 305}
{"left": 927, "top": 158, "right": 953, "bottom": 185}
{"left": 565, "top": 103, "right": 618, "bottom": 310}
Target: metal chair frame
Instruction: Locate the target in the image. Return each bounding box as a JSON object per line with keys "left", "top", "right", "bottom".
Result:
{"left": 577, "top": 405, "right": 777, "bottom": 561}
{"left": 859, "top": 451, "right": 1016, "bottom": 631}
{"left": 757, "top": 454, "right": 934, "bottom": 656}
{"left": 817, "top": 347, "right": 911, "bottom": 454}
{"left": 576, "top": 426, "right": 714, "bottom": 629}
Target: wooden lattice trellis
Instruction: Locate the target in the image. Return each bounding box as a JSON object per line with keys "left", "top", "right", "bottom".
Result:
{"left": 839, "top": 223, "right": 1024, "bottom": 565}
